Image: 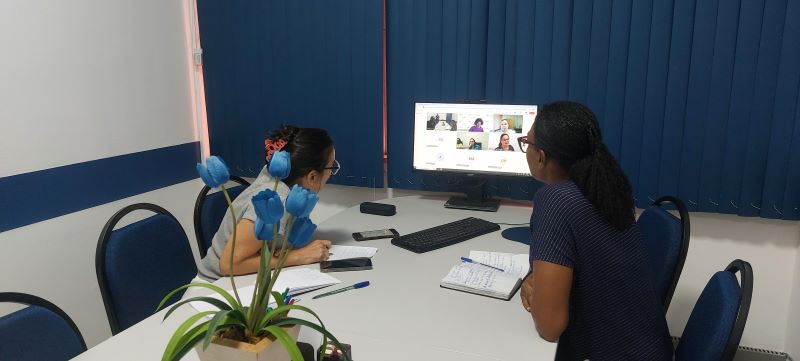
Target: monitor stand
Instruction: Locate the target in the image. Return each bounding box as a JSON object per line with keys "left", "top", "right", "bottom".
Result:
{"left": 444, "top": 177, "right": 500, "bottom": 212}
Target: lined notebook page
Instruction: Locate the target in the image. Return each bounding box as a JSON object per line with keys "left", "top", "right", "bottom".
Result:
{"left": 468, "top": 251, "right": 530, "bottom": 279}
{"left": 440, "top": 263, "right": 521, "bottom": 299}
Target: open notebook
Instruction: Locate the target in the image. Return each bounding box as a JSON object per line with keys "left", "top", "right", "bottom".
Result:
{"left": 191, "top": 268, "right": 341, "bottom": 312}
{"left": 440, "top": 251, "right": 530, "bottom": 301}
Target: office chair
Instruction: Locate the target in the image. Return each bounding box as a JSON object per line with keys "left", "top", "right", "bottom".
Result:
{"left": 96, "top": 203, "right": 197, "bottom": 334}
{"left": 0, "top": 292, "right": 87, "bottom": 360}
{"left": 193, "top": 175, "right": 251, "bottom": 258}
{"left": 637, "top": 196, "right": 690, "bottom": 312}
{"left": 675, "top": 259, "right": 753, "bottom": 361}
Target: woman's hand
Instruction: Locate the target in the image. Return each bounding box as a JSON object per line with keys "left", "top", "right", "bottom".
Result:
{"left": 521, "top": 273, "right": 534, "bottom": 312}
{"left": 286, "top": 239, "right": 332, "bottom": 266}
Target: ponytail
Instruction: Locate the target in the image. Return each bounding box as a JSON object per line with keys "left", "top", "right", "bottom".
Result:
{"left": 535, "top": 101, "right": 635, "bottom": 230}
{"left": 568, "top": 143, "right": 635, "bottom": 230}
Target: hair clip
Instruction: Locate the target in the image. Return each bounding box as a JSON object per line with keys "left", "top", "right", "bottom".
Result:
{"left": 265, "top": 138, "right": 288, "bottom": 163}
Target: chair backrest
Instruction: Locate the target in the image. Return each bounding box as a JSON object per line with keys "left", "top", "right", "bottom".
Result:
{"left": 676, "top": 259, "right": 753, "bottom": 361}
{"left": 96, "top": 203, "right": 197, "bottom": 334}
{"left": 193, "top": 176, "right": 251, "bottom": 259}
{"left": 0, "top": 292, "right": 87, "bottom": 360}
{"left": 637, "top": 196, "right": 690, "bottom": 311}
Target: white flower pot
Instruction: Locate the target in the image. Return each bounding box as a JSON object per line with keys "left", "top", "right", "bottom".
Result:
{"left": 195, "top": 325, "right": 301, "bottom": 361}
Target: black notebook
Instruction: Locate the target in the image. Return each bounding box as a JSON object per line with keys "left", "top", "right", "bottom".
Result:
{"left": 440, "top": 251, "right": 530, "bottom": 301}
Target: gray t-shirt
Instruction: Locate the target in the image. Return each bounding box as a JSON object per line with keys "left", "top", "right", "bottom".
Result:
{"left": 197, "top": 165, "right": 291, "bottom": 281}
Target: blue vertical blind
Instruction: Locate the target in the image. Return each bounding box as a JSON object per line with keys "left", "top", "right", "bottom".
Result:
{"left": 387, "top": 0, "right": 800, "bottom": 220}
{"left": 197, "top": 0, "right": 384, "bottom": 187}
{"left": 387, "top": 0, "right": 538, "bottom": 200}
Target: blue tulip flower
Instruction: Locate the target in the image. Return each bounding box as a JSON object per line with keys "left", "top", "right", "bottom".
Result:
{"left": 253, "top": 219, "right": 277, "bottom": 241}
{"left": 288, "top": 217, "right": 317, "bottom": 248}
{"left": 285, "top": 185, "right": 319, "bottom": 218}
{"left": 252, "top": 189, "right": 284, "bottom": 242}
{"left": 252, "top": 189, "right": 284, "bottom": 223}
{"left": 196, "top": 156, "right": 230, "bottom": 188}
{"left": 268, "top": 151, "right": 291, "bottom": 180}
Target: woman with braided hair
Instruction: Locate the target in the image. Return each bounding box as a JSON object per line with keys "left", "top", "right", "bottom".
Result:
{"left": 518, "top": 101, "right": 672, "bottom": 360}
{"left": 197, "top": 125, "right": 340, "bottom": 281}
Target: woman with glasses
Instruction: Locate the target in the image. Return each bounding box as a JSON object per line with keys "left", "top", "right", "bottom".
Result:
{"left": 518, "top": 102, "right": 672, "bottom": 360}
{"left": 198, "top": 125, "right": 341, "bottom": 281}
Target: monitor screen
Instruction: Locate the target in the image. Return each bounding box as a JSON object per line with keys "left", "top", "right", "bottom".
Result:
{"left": 413, "top": 102, "right": 538, "bottom": 177}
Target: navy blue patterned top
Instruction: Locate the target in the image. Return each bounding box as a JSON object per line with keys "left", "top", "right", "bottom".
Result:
{"left": 529, "top": 182, "right": 673, "bottom": 360}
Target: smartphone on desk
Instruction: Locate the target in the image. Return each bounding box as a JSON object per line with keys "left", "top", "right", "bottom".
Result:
{"left": 352, "top": 228, "right": 399, "bottom": 242}
{"left": 320, "top": 258, "right": 373, "bottom": 273}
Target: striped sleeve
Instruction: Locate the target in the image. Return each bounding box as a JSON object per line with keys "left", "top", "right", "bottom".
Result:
{"left": 530, "top": 186, "right": 576, "bottom": 268}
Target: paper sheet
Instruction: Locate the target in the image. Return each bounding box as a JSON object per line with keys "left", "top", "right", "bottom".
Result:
{"left": 190, "top": 268, "right": 340, "bottom": 313}
{"left": 327, "top": 245, "right": 378, "bottom": 261}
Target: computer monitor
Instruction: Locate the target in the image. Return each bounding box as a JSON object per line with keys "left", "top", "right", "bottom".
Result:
{"left": 413, "top": 102, "right": 538, "bottom": 211}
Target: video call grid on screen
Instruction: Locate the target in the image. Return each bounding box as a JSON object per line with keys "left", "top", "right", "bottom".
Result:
{"left": 413, "top": 103, "right": 538, "bottom": 177}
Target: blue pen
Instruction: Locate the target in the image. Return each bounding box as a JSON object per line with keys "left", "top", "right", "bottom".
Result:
{"left": 460, "top": 257, "right": 505, "bottom": 272}
{"left": 312, "top": 281, "right": 370, "bottom": 299}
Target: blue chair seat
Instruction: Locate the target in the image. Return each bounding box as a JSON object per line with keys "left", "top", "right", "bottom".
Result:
{"left": 637, "top": 196, "right": 690, "bottom": 312}
{"left": 193, "top": 176, "right": 251, "bottom": 258}
{"left": 96, "top": 203, "right": 197, "bottom": 334}
{"left": 0, "top": 292, "right": 87, "bottom": 361}
{"left": 676, "top": 259, "right": 753, "bottom": 361}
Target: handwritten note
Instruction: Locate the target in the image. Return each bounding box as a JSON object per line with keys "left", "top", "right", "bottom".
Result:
{"left": 441, "top": 263, "right": 521, "bottom": 299}
{"left": 468, "top": 251, "right": 530, "bottom": 279}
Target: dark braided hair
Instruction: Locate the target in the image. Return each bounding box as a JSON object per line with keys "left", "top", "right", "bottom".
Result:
{"left": 534, "top": 101, "right": 635, "bottom": 230}
{"left": 265, "top": 125, "right": 334, "bottom": 186}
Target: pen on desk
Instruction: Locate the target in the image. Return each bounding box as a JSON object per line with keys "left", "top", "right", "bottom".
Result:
{"left": 460, "top": 257, "right": 505, "bottom": 272}
{"left": 312, "top": 281, "right": 370, "bottom": 299}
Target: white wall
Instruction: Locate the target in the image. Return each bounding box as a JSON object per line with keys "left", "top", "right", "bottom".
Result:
{"left": 786, "top": 242, "right": 800, "bottom": 358}
{"left": 663, "top": 213, "right": 800, "bottom": 352}
{"left": 0, "top": 0, "right": 199, "bottom": 347}
{"left": 0, "top": 0, "right": 196, "bottom": 176}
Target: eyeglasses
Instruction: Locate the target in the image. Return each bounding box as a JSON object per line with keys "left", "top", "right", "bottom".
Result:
{"left": 518, "top": 136, "right": 535, "bottom": 153}
{"left": 323, "top": 159, "right": 341, "bottom": 176}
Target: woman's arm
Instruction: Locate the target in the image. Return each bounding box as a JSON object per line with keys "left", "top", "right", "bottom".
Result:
{"left": 521, "top": 260, "right": 573, "bottom": 342}
{"left": 219, "top": 219, "right": 332, "bottom": 275}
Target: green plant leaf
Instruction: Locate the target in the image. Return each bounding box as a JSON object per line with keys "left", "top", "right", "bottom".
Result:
{"left": 271, "top": 291, "right": 285, "bottom": 306}
{"left": 162, "top": 296, "right": 231, "bottom": 322}
{"left": 261, "top": 325, "right": 304, "bottom": 361}
{"left": 270, "top": 318, "right": 352, "bottom": 361}
{"left": 256, "top": 304, "right": 324, "bottom": 331}
{"left": 161, "top": 311, "right": 214, "bottom": 361}
{"left": 157, "top": 282, "right": 243, "bottom": 314}
{"left": 202, "top": 311, "right": 230, "bottom": 351}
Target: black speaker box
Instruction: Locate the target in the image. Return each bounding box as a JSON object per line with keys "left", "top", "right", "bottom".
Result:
{"left": 359, "top": 202, "right": 396, "bottom": 216}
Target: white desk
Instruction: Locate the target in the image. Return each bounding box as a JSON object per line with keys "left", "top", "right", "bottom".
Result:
{"left": 74, "top": 195, "right": 556, "bottom": 361}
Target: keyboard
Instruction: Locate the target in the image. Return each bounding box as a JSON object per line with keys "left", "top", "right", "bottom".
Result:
{"left": 391, "top": 217, "right": 501, "bottom": 253}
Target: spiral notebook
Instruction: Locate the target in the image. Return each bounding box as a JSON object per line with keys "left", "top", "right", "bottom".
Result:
{"left": 440, "top": 251, "right": 530, "bottom": 301}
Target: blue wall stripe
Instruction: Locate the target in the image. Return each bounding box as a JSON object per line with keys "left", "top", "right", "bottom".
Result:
{"left": 0, "top": 142, "right": 200, "bottom": 232}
